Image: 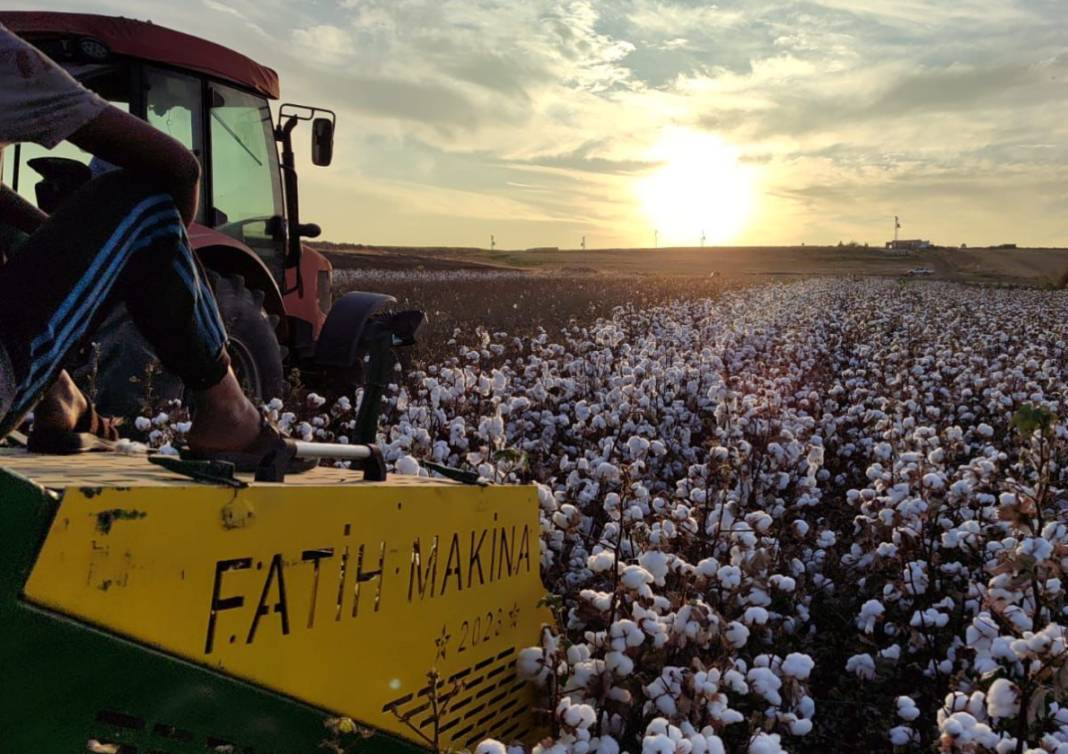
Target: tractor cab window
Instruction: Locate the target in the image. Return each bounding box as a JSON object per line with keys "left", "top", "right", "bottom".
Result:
{"left": 144, "top": 67, "right": 206, "bottom": 224}
{"left": 145, "top": 68, "right": 204, "bottom": 168}
{"left": 1, "top": 62, "right": 131, "bottom": 210}
{"left": 208, "top": 83, "right": 285, "bottom": 271}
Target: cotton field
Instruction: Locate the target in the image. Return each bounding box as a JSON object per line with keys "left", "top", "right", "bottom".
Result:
{"left": 152, "top": 277, "right": 1068, "bottom": 753}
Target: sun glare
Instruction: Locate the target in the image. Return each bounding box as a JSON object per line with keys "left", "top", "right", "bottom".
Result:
{"left": 635, "top": 129, "right": 757, "bottom": 246}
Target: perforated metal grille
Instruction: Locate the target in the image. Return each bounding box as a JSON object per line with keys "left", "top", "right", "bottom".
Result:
{"left": 383, "top": 646, "right": 536, "bottom": 751}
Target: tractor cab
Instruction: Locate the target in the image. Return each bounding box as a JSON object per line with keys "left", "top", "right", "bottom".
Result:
{"left": 0, "top": 12, "right": 379, "bottom": 414}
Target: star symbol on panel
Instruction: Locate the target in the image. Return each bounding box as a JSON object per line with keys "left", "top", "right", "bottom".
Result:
{"left": 434, "top": 624, "right": 451, "bottom": 661}
{"left": 508, "top": 602, "right": 520, "bottom": 629}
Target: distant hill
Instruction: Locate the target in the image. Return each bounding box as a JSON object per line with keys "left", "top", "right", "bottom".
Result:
{"left": 312, "top": 242, "right": 1068, "bottom": 286}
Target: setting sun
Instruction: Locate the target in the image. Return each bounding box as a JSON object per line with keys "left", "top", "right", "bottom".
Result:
{"left": 635, "top": 129, "right": 758, "bottom": 246}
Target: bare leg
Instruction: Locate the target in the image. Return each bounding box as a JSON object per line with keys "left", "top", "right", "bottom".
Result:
{"left": 184, "top": 367, "right": 262, "bottom": 453}
{"left": 34, "top": 367, "right": 265, "bottom": 454}
{"left": 31, "top": 371, "right": 89, "bottom": 433}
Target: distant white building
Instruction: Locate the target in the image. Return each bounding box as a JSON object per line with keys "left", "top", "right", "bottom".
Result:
{"left": 886, "top": 239, "right": 932, "bottom": 250}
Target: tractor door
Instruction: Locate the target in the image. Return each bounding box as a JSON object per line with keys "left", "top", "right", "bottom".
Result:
{"left": 206, "top": 83, "right": 287, "bottom": 282}
{"left": 142, "top": 66, "right": 208, "bottom": 225}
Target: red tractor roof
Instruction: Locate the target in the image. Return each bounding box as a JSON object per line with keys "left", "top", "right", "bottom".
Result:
{"left": 0, "top": 11, "right": 280, "bottom": 100}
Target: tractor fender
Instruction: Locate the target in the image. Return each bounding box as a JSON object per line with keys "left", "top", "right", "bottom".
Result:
{"left": 187, "top": 224, "right": 287, "bottom": 339}
{"left": 314, "top": 291, "right": 395, "bottom": 367}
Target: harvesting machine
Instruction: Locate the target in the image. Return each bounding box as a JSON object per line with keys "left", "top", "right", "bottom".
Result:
{"left": 0, "top": 11, "right": 552, "bottom": 754}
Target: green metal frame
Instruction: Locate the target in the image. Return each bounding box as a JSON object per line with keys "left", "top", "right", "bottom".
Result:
{"left": 0, "top": 467, "right": 423, "bottom": 754}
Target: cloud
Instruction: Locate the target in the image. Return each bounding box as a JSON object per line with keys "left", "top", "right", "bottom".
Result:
{"left": 291, "top": 24, "right": 354, "bottom": 66}
{"left": 23, "top": 0, "right": 1068, "bottom": 246}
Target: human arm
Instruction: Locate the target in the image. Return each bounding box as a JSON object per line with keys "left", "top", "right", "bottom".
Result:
{"left": 0, "top": 182, "right": 46, "bottom": 233}
{"left": 0, "top": 24, "right": 200, "bottom": 227}
{"left": 68, "top": 106, "right": 201, "bottom": 227}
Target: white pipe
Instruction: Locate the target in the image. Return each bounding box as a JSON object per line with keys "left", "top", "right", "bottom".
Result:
{"left": 292, "top": 441, "right": 373, "bottom": 461}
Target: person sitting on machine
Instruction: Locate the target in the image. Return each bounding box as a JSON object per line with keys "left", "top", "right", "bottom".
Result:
{"left": 0, "top": 22, "right": 294, "bottom": 467}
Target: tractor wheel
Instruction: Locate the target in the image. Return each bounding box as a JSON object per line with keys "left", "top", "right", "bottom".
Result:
{"left": 73, "top": 274, "right": 285, "bottom": 419}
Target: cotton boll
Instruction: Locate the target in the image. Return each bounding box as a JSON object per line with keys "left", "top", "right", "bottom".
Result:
{"left": 782, "top": 653, "right": 814, "bottom": 680}
{"left": 588, "top": 550, "right": 617, "bottom": 573}
{"left": 743, "top": 607, "right": 769, "bottom": 626}
{"left": 896, "top": 696, "right": 920, "bottom": 721}
{"left": 642, "top": 734, "right": 675, "bottom": 754}
{"left": 717, "top": 565, "right": 742, "bottom": 589}
{"left": 770, "top": 575, "right": 796, "bottom": 592}
{"left": 517, "top": 647, "right": 548, "bottom": 685}
{"left": 593, "top": 736, "right": 620, "bottom": 754}
{"left": 395, "top": 455, "right": 421, "bottom": 476}
{"left": 748, "top": 732, "right": 784, "bottom": 754}
{"left": 621, "top": 565, "right": 655, "bottom": 594}
{"left": 846, "top": 653, "right": 876, "bottom": 680}
{"left": 746, "top": 667, "right": 782, "bottom": 706}
{"left": 889, "top": 726, "right": 915, "bottom": 745}
{"left": 475, "top": 740, "right": 508, "bottom": 754}
{"left": 114, "top": 439, "right": 148, "bottom": 455}
{"left": 605, "top": 650, "right": 634, "bottom": 677}
{"left": 724, "top": 621, "right": 750, "bottom": 648}
{"left": 986, "top": 678, "right": 1020, "bottom": 719}
{"left": 639, "top": 550, "right": 670, "bottom": 586}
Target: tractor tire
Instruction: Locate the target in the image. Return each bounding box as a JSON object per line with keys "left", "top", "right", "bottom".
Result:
{"left": 73, "top": 273, "right": 284, "bottom": 419}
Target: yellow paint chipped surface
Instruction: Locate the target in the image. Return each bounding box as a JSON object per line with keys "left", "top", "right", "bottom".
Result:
{"left": 17, "top": 456, "right": 550, "bottom": 750}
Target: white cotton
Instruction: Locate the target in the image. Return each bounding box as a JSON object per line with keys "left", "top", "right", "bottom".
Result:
{"left": 724, "top": 621, "right": 750, "bottom": 648}
{"left": 896, "top": 696, "right": 920, "bottom": 721}
{"left": 986, "top": 678, "right": 1020, "bottom": 719}
{"left": 395, "top": 455, "right": 421, "bottom": 475}
{"left": 782, "top": 653, "right": 814, "bottom": 680}
{"left": 642, "top": 734, "right": 675, "bottom": 754}
{"left": 621, "top": 565, "right": 654, "bottom": 591}
{"left": 888, "top": 726, "right": 914, "bottom": 745}
{"left": 114, "top": 438, "right": 148, "bottom": 455}
{"left": 717, "top": 565, "right": 742, "bottom": 589}
{"left": 743, "top": 607, "right": 769, "bottom": 626}
{"left": 475, "top": 740, "right": 508, "bottom": 754}
{"left": 605, "top": 650, "right": 634, "bottom": 676}
{"left": 748, "top": 732, "right": 784, "bottom": 754}
{"left": 846, "top": 653, "right": 876, "bottom": 680}
{"left": 134, "top": 416, "right": 152, "bottom": 431}
{"left": 517, "top": 647, "right": 547, "bottom": 684}
{"left": 857, "top": 599, "right": 885, "bottom": 634}
{"left": 593, "top": 736, "right": 620, "bottom": 754}
{"left": 587, "top": 550, "right": 617, "bottom": 573}
{"left": 639, "top": 550, "right": 670, "bottom": 586}
{"left": 770, "top": 575, "right": 796, "bottom": 592}
{"left": 746, "top": 667, "right": 782, "bottom": 706}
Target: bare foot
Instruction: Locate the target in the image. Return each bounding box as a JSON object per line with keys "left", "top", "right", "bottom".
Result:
{"left": 33, "top": 371, "right": 89, "bottom": 433}
{"left": 185, "top": 368, "right": 263, "bottom": 453}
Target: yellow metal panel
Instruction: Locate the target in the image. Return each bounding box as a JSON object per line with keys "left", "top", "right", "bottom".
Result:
{"left": 0, "top": 448, "right": 446, "bottom": 487}
{"left": 24, "top": 480, "right": 551, "bottom": 750}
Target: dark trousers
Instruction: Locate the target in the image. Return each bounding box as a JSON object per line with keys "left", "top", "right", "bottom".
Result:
{"left": 0, "top": 170, "right": 229, "bottom": 436}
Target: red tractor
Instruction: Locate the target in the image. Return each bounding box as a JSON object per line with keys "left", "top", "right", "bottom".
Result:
{"left": 0, "top": 12, "right": 393, "bottom": 415}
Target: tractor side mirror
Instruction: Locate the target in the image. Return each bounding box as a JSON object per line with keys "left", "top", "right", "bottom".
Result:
{"left": 311, "top": 117, "right": 334, "bottom": 166}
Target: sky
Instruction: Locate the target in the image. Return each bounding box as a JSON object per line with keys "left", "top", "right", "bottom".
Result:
{"left": 31, "top": 0, "right": 1068, "bottom": 248}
